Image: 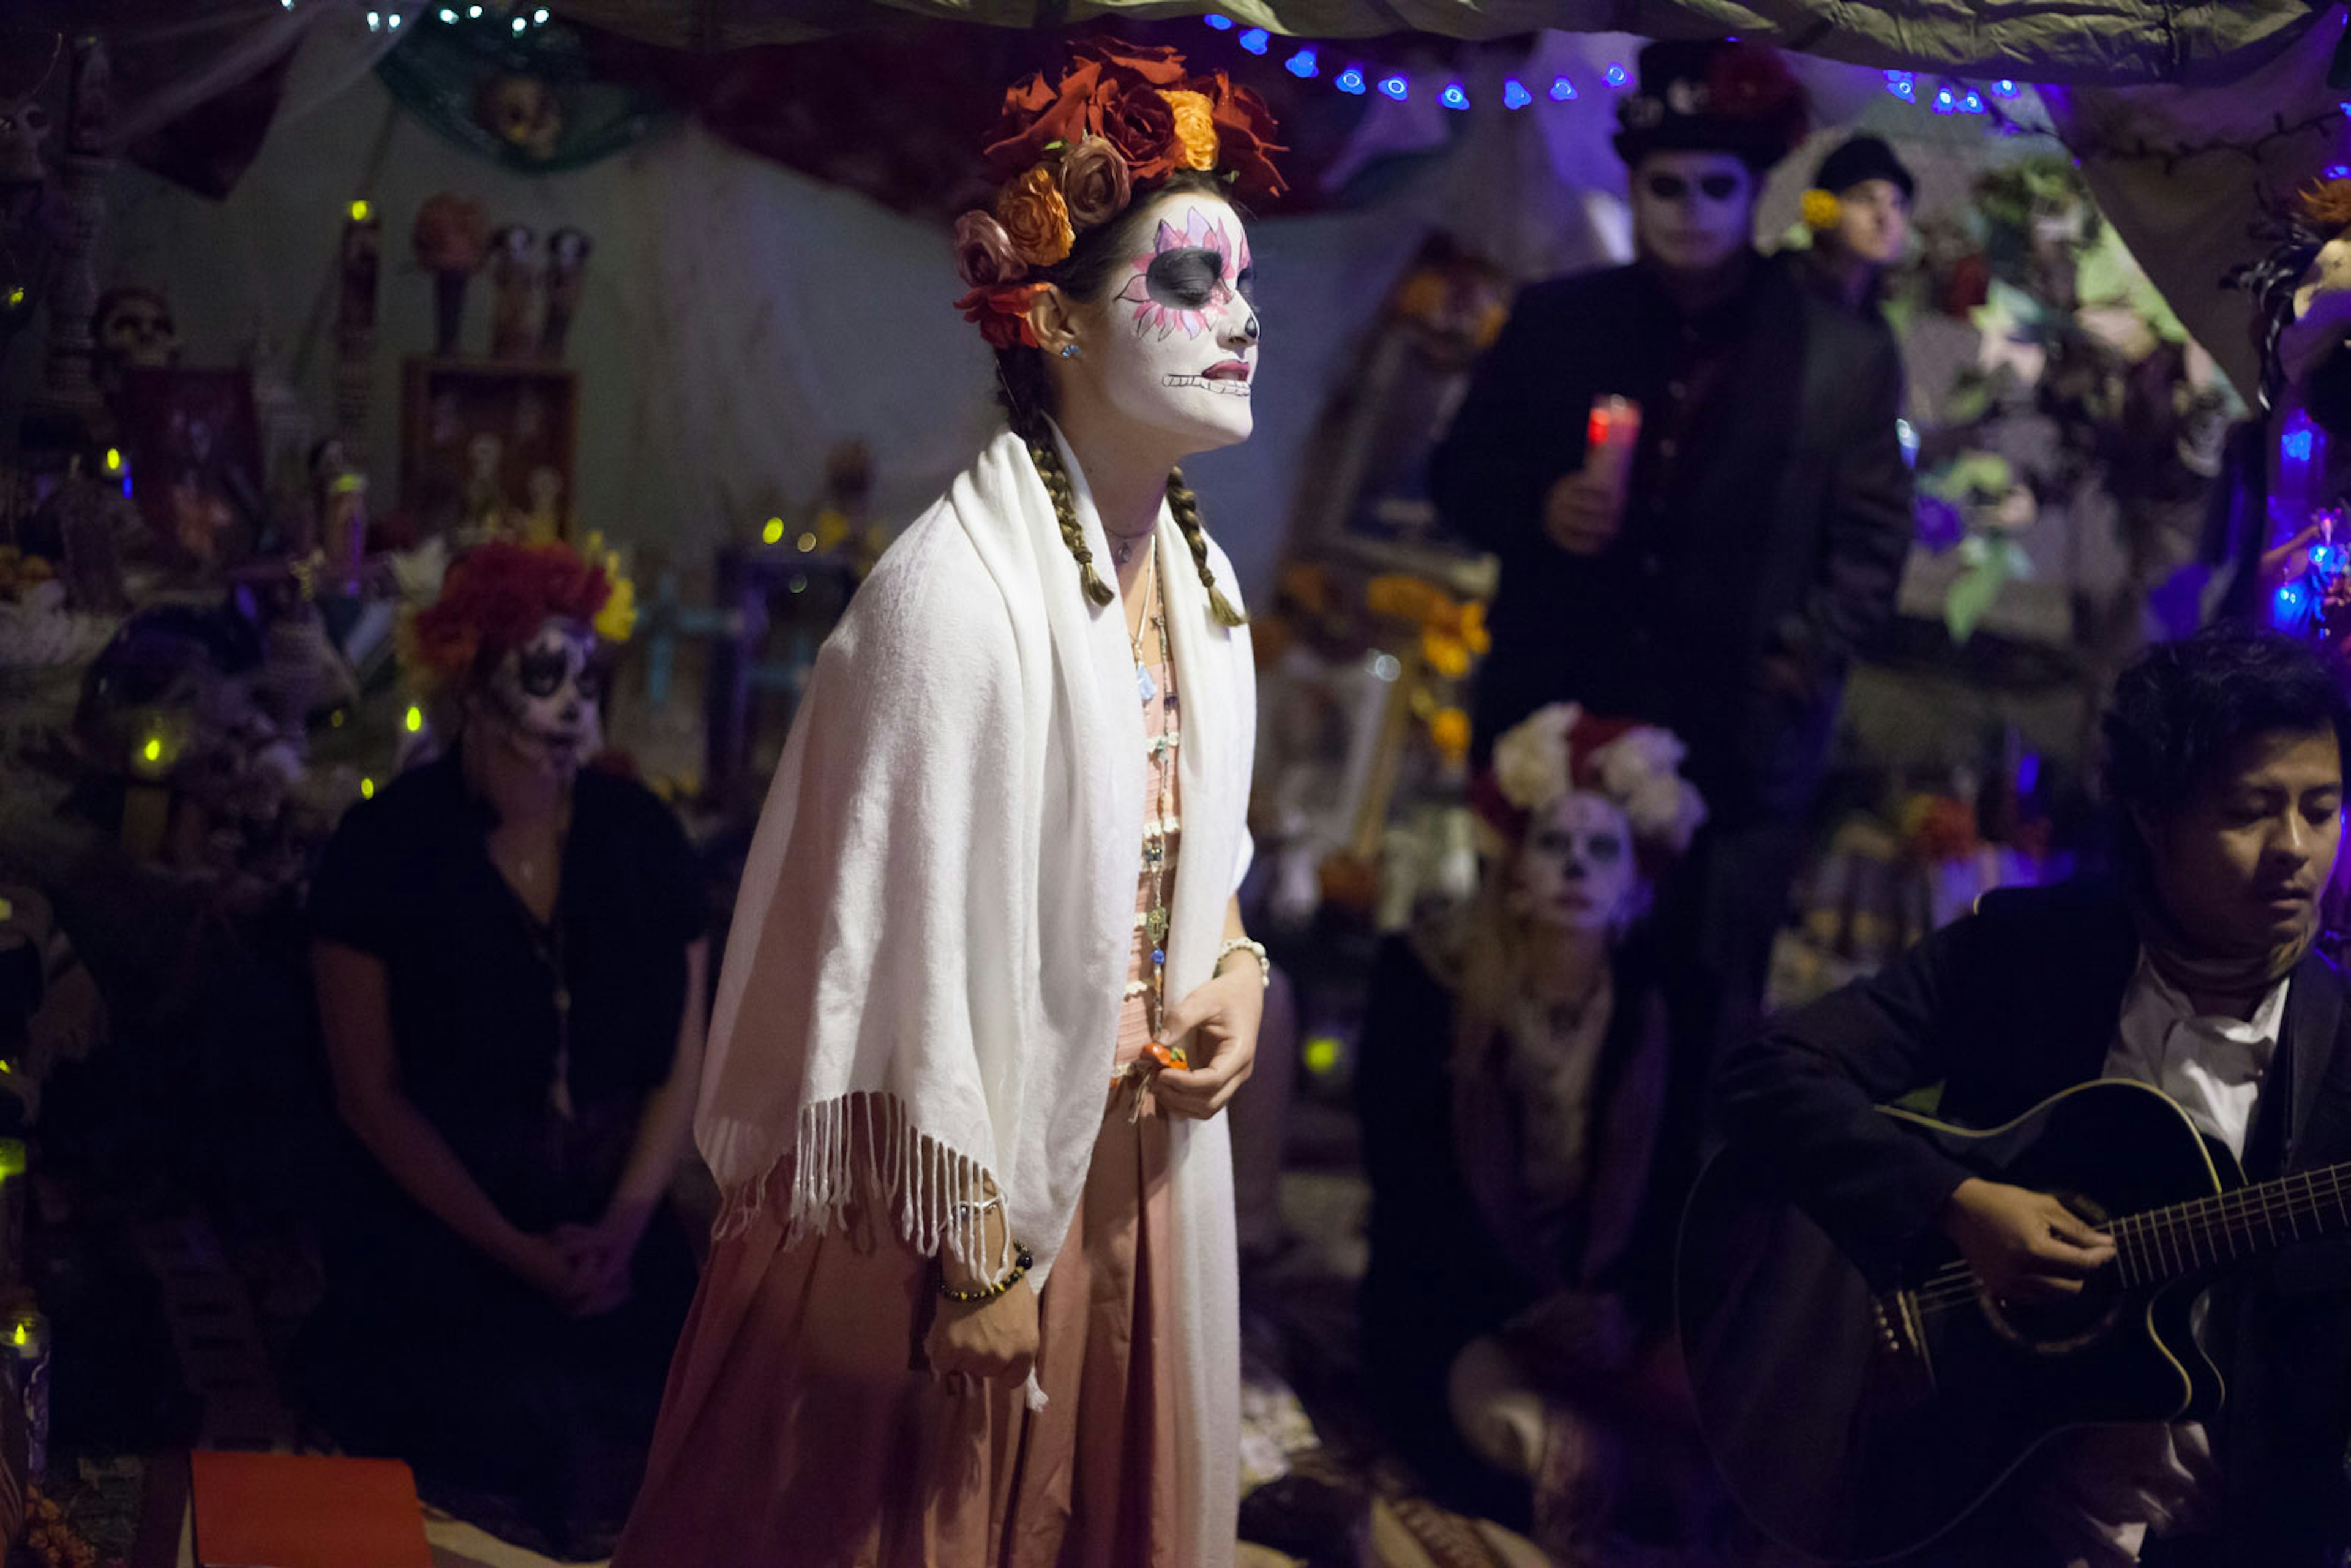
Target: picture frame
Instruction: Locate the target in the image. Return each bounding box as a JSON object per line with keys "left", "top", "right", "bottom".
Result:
{"left": 398, "top": 356, "right": 579, "bottom": 542}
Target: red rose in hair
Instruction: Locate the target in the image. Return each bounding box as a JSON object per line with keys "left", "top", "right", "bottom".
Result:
{"left": 1198, "top": 69, "right": 1288, "bottom": 199}
{"left": 1069, "top": 36, "right": 1190, "bottom": 88}
{"left": 982, "top": 61, "right": 1103, "bottom": 180}
{"left": 1089, "top": 77, "right": 1179, "bottom": 183}
{"left": 955, "top": 281, "right": 1048, "bottom": 350}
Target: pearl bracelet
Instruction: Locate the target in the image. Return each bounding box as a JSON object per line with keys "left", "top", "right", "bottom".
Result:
{"left": 1215, "top": 937, "right": 1271, "bottom": 989}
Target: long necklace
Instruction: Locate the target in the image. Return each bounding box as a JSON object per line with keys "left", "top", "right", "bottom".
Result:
{"left": 1137, "top": 558, "right": 1179, "bottom": 1046}
{"left": 519, "top": 904, "right": 576, "bottom": 1124}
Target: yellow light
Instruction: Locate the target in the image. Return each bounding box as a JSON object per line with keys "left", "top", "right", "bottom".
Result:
{"left": 405, "top": 705, "right": 424, "bottom": 733}
{"left": 0, "top": 898, "right": 10, "bottom": 921}
{"left": 4, "top": 288, "right": 21, "bottom": 308}
{"left": 0, "top": 1141, "right": 24, "bottom": 1179}
{"left": 1303, "top": 1035, "right": 1343, "bottom": 1075}
{"left": 11, "top": 1325, "right": 26, "bottom": 1348}
{"left": 103, "top": 448, "right": 122, "bottom": 472}
{"left": 330, "top": 709, "right": 347, "bottom": 728}
{"left": 0, "top": 1062, "right": 13, "bottom": 1074}
{"left": 142, "top": 737, "right": 163, "bottom": 764}
{"left": 361, "top": 778, "right": 376, "bottom": 800}
{"left": 762, "top": 517, "right": 785, "bottom": 547}
{"left": 796, "top": 533, "right": 817, "bottom": 553}
{"left": 349, "top": 198, "right": 372, "bottom": 222}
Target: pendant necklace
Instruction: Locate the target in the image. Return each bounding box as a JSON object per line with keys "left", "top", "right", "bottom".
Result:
{"left": 1109, "top": 522, "right": 1155, "bottom": 570}
{"left": 1138, "top": 562, "right": 1177, "bottom": 1043}
{"left": 1128, "top": 544, "right": 1159, "bottom": 705}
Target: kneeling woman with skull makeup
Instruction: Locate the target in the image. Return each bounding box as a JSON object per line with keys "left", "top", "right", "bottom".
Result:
{"left": 1357, "top": 704, "right": 1720, "bottom": 1563}
{"left": 613, "top": 39, "right": 1278, "bottom": 1568}
{"left": 302, "top": 542, "right": 706, "bottom": 1552}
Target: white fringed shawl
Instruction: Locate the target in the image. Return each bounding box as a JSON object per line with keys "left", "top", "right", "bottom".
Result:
{"left": 698, "top": 424, "right": 1252, "bottom": 1564}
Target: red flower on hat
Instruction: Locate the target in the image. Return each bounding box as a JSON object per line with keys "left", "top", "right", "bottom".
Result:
{"left": 1069, "top": 36, "right": 1191, "bottom": 89}
{"left": 406, "top": 541, "right": 612, "bottom": 689}
{"left": 955, "top": 281, "right": 1049, "bottom": 350}
{"left": 1706, "top": 43, "right": 1808, "bottom": 146}
{"left": 1089, "top": 76, "right": 1180, "bottom": 183}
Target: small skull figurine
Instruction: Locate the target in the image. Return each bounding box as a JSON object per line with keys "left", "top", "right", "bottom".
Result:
{"left": 93, "top": 286, "right": 180, "bottom": 378}
{"left": 473, "top": 75, "right": 562, "bottom": 162}
{"left": 0, "top": 97, "right": 50, "bottom": 188}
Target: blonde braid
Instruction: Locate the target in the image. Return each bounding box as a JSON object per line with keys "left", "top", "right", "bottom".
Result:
{"left": 1018, "top": 415, "right": 1115, "bottom": 609}
{"left": 1166, "top": 468, "right": 1246, "bottom": 628}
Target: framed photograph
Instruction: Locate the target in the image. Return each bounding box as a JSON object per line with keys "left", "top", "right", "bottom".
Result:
{"left": 114, "top": 367, "right": 267, "bottom": 574}
{"left": 399, "top": 357, "right": 579, "bottom": 542}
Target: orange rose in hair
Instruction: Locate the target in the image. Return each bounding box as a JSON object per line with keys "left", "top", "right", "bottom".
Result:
{"left": 983, "top": 61, "right": 1103, "bottom": 180}
{"left": 1161, "top": 89, "right": 1220, "bottom": 172}
{"left": 1070, "top": 37, "right": 1190, "bottom": 88}
{"left": 953, "top": 209, "right": 1027, "bottom": 288}
{"left": 996, "top": 166, "right": 1075, "bottom": 268}
{"left": 956, "top": 281, "right": 1049, "bottom": 350}
{"left": 1197, "top": 70, "right": 1288, "bottom": 199}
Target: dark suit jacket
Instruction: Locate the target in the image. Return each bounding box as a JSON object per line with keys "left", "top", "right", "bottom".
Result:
{"left": 1715, "top": 880, "right": 2351, "bottom": 1566}
{"left": 1428, "top": 253, "right": 1913, "bottom": 825}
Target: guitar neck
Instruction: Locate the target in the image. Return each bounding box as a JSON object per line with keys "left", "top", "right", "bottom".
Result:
{"left": 2112, "top": 1159, "right": 2351, "bottom": 1286}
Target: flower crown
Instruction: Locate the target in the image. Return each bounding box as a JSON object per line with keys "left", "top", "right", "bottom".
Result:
{"left": 953, "top": 38, "right": 1286, "bottom": 350}
{"left": 396, "top": 539, "right": 633, "bottom": 696}
{"left": 1471, "top": 703, "right": 1708, "bottom": 868}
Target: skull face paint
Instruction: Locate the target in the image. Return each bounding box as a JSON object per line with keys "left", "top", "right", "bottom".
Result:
{"left": 1513, "top": 791, "right": 1640, "bottom": 937}
{"left": 476, "top": 617, "right": 603, "bottom": 776}
{"left": 1093, "top": 192, "right": 1258, "bottom": 449}
{"left": 1629, "top": 149, "right": 1757, "bottom": 277}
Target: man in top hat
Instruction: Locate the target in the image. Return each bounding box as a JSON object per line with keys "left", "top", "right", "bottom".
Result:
{"left": 1801, "top": 133, "right": 1918, "bottom": 316}
{"left": 1429, "top": 40, "right": 1914, "bottom": 1090}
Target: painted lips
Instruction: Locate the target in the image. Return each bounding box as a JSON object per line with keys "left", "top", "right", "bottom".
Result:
{"left": 1202, "top": 359, "right": 1251, "bottom": 382}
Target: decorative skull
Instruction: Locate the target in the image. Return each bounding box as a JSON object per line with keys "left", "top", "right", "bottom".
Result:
{"left": 0, "top": 99, "right": 50, "bottom": 189}
{"left": 473, "top": 74, "right": 562, "bottom": 162}
{"left": 474, "top": 616, "right": 603, "bottom": 776}
{"left": 92, "top": 285, "right": 179, "bottom": 375}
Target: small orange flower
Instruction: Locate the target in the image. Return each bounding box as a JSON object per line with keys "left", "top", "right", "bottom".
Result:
{"left": 1428, "top": 707, "right": 1472, "bottom": 764}
{"left": 1367, "top": 572, "right": 1445, "bottom": 622}
{"left": 1801, "top": 188, "right": 1842, "bottom": 231}
{"left": 996, "top": 165, "right": 1075, "bottom": 269}
{"left": 1161, "top": 88, "right": 1220, "bottom": 172}
{"left": 1422, "top": 628, "right": 1471, "bottom": 678}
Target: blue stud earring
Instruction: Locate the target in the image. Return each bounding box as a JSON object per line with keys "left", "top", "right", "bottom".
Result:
{"left": 1060, "top": 342, "right": 1081, "bottom": 359}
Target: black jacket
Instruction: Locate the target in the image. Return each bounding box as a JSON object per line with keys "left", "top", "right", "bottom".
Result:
{"left": 1429, "top": 253, "right": 1913, "bottom": 825}
{"left": 1715, "top": 880, "right": 2351, "bottom": 1565}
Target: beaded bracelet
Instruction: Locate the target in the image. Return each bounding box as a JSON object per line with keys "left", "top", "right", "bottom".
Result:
{"left": 940, "top": 1239, "right": 1035, "bottom": 1304}
{"left": 1215, "top": 937, "right": 1272, "bottom": 989}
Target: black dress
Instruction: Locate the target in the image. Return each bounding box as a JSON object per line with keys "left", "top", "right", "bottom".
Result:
{"left": 300, "top": 748, "right": 703, "bottom": 1545}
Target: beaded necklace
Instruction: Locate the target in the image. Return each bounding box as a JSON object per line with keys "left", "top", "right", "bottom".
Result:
{"left": 1129, "top": 548, "right": 1179, "bottom": 1045}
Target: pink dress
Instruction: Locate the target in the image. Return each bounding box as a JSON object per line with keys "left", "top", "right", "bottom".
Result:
{"left": 612, "top": 657, "right": 1187, "bottom": 1568}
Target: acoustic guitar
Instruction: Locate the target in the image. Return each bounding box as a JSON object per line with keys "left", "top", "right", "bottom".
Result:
{"left": 1675, "top": 1078, "right": 2351, "bottom": 1564}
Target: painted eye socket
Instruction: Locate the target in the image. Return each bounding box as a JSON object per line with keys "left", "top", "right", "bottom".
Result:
{"left": 1235, "top": 264, "right": 1256, "bottom": 302}
{"left": 1146, "top": 247, "right": 1227, "bottom": 311}
{"left": 1586, "top": 833, "right": 1626, "bottom": 865}
{"left": 518, "top": 647, "right": 570, "bottom": 699}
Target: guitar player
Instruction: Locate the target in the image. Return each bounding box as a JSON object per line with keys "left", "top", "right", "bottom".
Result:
{"left": 1714, "top": 623, "right": 2351, "bottom": 1567}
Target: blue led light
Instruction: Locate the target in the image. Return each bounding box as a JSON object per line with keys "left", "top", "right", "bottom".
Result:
{"left": 1439, "top": 81, "right": 1470, "bottom": 110}
{"left": 1203, "top": 12, "right": 1233, "bottom": 27}
{"left": 1502, "top": 78, "right": 1532, "bottom": 110}
{"left": 1604, "top": 63, "right": 1627, "bottom": 87}
{"left": 2285, "top": 426, "right": 2317, "bottom": 463}
{"left": 2015, "top": 752, "right": 2041, "bottom": 797}
{"left": 2330, "top": 163, "right": 2351, "bottom": 179}
{"left": 1549, "top": 75, "right": 1578, "bottom": 102}
{"left": 1285, "top": 48, "right": 1318, "bottom": 78}
{"left": 1238, "top": 26, "right": 1269, "bottom": 54}
{"left": 2276, "top": 580, "right": 2312, "bottom": 630}
{"left": 1379, "top": 73, "right": 1408, "bottom": 100}
{"left": 1933, "top": 86, "right": 1957, "bottom": 114}
{"left": 1960, "top": 91, "right": 1985, "bottom": 114}
{"left": 1883, "top": 69, "right": 1916, "bottom": 102}
{"left": 1335, "top": 65, "right": 1368, "bottom": 94}
{"left": 2315, "top": 544, "right": 2341, "bottom": 576}
{"left": 1992, "top": 79, "right": 2020, "bottom": 97}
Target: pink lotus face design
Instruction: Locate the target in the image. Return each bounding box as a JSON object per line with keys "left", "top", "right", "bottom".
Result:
{"left": 1116, "top": 206, "right": 1255, "bottom": 342}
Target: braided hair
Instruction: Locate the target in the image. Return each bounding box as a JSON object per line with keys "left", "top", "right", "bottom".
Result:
{"left": 992, "top": 168, "right": 1248, "bottom": 628}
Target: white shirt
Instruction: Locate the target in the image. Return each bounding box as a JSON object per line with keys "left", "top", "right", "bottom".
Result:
{"left": 2041, "top": 953, "right": 2293, "bottom": 1564}
{"left": 2101, "top": 953, "right": 2292, "bottom": 1163}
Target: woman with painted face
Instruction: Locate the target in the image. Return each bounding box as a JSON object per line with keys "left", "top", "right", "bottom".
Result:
{"left": 302, "top": 542, "right": 705, "bottom": 1555}
{"left": 613, "top": 40, "right": 1277, "bottom": 1568}
{"left": 1356, "top": 704, "right": 1717, "bottom": 1563}
{"left": 1798, "top": 134, "right": 1917, "bottom": 317}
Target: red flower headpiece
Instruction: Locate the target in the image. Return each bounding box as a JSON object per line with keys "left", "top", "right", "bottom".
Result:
{"left": 401, "top": 541, "right": 612, "bottom": 692}
{"left": 953, "top": 37, "right": 1286, "bottom": 345}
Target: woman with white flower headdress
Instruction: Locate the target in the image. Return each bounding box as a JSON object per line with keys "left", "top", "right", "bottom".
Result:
{"left": 1355, "top": 703, "right": 1721, "bottom": 1564}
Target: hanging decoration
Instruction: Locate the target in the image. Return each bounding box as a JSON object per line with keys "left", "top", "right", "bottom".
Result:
{"left": 374, "top": 1, "right": 664, "bottom": 174}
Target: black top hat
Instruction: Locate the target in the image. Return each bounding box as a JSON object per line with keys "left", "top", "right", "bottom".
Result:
{"left": 1813, "top": 134, "right": 1916, "bottom": 200}
{"left": 1613, "top": 40, "right": 1809, "bottom": 171}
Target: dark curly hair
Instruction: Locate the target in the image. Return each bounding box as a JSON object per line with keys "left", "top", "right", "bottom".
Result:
{"left": 994, "top": 167, "right": 1246, "bottom": 628}
{"left": 2104, "top": 624, "right": 2351, "bottom": 835}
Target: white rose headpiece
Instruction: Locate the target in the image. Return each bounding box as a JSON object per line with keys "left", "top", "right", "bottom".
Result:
{"left": 1472, "top": 702, "right": 1709, "bottom": 865}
